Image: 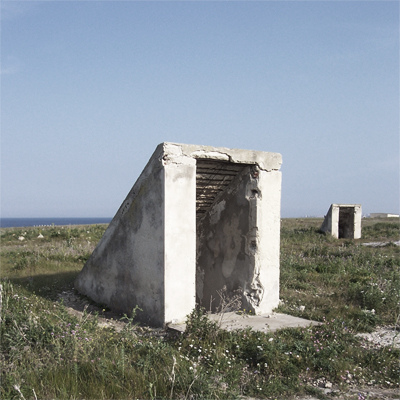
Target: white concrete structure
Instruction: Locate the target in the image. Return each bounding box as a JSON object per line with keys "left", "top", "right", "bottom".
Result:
{"left": 369, "top": 213, "right": 399, "bottom": 219}
{"left": 320, "top": 204, "right": 362, "bottom": 239}
{"left": 75, "top": 143, "right": 282, "bottom": 327}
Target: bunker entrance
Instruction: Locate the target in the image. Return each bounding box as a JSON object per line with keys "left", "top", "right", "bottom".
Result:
{"left": 338, "top": 207, "right": 355, "bottom": 239}
{"left": 195, "top": 159, "right": 256, "bottom": 313}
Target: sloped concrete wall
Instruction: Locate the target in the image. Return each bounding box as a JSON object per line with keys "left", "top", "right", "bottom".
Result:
{"left": 75, "top": 144, "right": 197, "bottom": 326}
{"left": 75, "top": 150, "right": 165, "bottom": 325}
{"left": 320, "top": 204, "right": 335, "bottom": 237}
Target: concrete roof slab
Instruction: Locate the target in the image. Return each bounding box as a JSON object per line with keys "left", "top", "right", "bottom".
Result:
{"left": 162, "top": 142, "right": 282, "bottom": 171}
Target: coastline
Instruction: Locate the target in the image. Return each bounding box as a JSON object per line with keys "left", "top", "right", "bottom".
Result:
{"left": 0, "top": 218, "right": 112, "bottom": 229}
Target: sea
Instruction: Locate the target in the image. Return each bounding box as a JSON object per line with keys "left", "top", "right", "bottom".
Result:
{"left": 0, "top": 217, "right": 112, "bottom": 228}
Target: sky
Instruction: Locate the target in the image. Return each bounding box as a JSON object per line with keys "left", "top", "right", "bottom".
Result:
{"left": 1, "top": 0, "right": 399, "bottom": 218}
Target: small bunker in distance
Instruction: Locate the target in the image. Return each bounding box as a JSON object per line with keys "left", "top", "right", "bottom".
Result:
{"left": 320, "top": 204, "right": 362, "bottom": 239}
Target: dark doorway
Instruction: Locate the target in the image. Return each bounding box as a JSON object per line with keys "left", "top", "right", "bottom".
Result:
{"left": 338, "top": 207, "right": 355, "bottom": 238}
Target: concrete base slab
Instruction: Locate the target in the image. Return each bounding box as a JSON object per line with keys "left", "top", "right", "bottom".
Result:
{"left": 168, "top": 312, "right": 320, "bottom": 333}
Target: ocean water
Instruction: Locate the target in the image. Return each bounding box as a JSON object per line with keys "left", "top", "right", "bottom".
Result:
{"left": 0, "top": 217, "right": 112, "bottom": 228}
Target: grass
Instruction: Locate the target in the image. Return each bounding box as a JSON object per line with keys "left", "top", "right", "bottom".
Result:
{"left": 1, "top": 218, "right": 399, "bottom": 399}
{"left": 279, "top": 218, "right": 400, "bottom": 332}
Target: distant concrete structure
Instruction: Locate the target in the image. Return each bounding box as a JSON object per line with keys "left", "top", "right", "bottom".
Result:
{"left": 369, "top": 213, "right": 399, "bottom": 219}
{"left": 320, "top": 204, "right": 362, "bottom": 239}
{"left": 75, "top": 143, "right": 282, "bottom": 327}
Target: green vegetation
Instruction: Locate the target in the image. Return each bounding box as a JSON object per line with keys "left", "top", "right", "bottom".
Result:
{"left": 1, "top": 219, "right": 399, "bottom": 399}
{"left": 279, "top": 218, "right": 400, "bottom": 332}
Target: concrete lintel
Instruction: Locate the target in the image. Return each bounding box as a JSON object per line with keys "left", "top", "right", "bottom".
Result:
{"left": 331, "top": 203, "right": 362, "bottom": 209}
{"left": 161, "top": 142, "right": 282, "bottom": 172}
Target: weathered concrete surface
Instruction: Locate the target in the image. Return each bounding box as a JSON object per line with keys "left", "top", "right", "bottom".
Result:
{"left": 168, "top": 312, "right": 319, "bottom": 333}
{"left": 196, "top": 165, "right": 281, "bottom": 315}
{"left": 75, "top": 142, "right": 282, "bottom": 327}
{"left": 320, "top": 204, "right": 362, "bottom": 239}
{"left": 75, "top": 144, "right": 197, "bottom": 327}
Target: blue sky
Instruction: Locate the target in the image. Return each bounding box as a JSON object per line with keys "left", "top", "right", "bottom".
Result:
{"left": 1, "top": 1, "right": 398, "bottom": 218}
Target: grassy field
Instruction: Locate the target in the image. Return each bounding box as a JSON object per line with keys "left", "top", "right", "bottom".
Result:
{"left": 1, "top": 218, "right": 399, "bottom": 399}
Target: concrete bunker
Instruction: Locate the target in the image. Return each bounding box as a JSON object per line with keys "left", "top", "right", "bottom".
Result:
{"left": 320, "top": 204, "right": 362, "bottom": 239}
{"left": 75, "top": 143, "right": 282, "bottom": 327}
